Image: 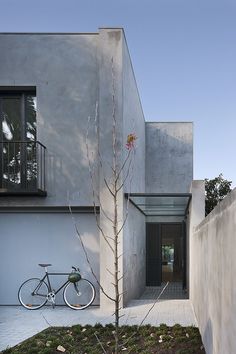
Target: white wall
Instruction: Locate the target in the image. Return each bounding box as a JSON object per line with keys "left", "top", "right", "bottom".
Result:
{"left": 191, "top": 188, "right": 236, "bottom": 354}
{"left": 0, "top": 213, "right": 99, "bottom": 305}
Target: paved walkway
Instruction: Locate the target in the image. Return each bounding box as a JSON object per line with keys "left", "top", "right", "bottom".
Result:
{"left": 141, "top": 283, "right": 188, "bottom": 300}
{"left": 0, "top": 301, "right": 197, "bottom": 351}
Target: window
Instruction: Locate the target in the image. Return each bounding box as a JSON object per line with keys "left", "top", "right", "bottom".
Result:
{"left": 0, "top": 88, "right": 46, "bottom": 194}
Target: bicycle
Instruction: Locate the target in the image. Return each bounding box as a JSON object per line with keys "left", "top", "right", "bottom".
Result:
{"left": 18, "top": 264, "right": 95, "bottom": 310}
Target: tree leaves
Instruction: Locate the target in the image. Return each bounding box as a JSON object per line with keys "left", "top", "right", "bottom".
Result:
{"left": 205, "top": 173, "right": 232, "bottom": 216}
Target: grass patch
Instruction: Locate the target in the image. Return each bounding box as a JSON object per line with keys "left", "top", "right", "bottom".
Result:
{"left": 2, "top": 324, "right": 205, "bottom": 354}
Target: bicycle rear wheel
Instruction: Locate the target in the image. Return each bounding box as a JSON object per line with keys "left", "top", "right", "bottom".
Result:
{"left": 63, "top": 279, "right": 95, "bottom": 310}
{"left": 18, "top": 278, "right": 49, "bottom": 310}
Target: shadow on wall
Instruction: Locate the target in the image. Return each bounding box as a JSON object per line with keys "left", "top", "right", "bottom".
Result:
{"left": 0, "top": 212, "right": 100, "bottom": 305}
{"left": 203, "top": 318, "right": 213, "bottom": 354}
{"left": 33, "top": 35, "right": 99, "bottom": 206}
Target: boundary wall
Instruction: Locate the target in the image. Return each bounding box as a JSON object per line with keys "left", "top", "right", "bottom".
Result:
{"left": 191, "top": 188, "right": 236, "bottom": 354}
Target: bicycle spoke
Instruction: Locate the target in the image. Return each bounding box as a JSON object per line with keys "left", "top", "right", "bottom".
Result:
{"left": 18, "top": 278, "right": 48, "bottom": 310}
{"left": 63, "top": 279, "right": 95, "bottom": 310}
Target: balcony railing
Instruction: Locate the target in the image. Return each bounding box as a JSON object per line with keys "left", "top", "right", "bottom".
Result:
{"left": 0, "top": 141, "right": 46, "bottom": 196}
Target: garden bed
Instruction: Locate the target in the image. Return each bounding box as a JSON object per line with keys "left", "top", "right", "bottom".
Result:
{"left": 2, "top": 323, "right": 205, "bottom": 354}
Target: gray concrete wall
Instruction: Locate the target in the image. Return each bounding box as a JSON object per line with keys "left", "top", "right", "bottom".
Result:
{"left": 145, "top": 122, "right": 193, "bottom": 193}
{"left": 191, "top": 188, "right": 236, "bottom": 354}
{"left": 98, "top": 28, "right": 124, "bottom": 308}
{"left": 0, "top": 29, "right": 148, "bottom": 308}
{"left": 122, "top": 33, "right": 145, "bottom": 194}
{"left": 0, "top": 213, "right": 99, "bottom": 305}
{"left": 188, "top": 180, "right": 205, "bottom": 295}
{"left": 123, "top": 203, "right": 146, "bottom": 305}
{"left": 122, "top": 32, "right": 146, "bottom": 305}
{"left": 97, "top": 28, "right": 146, "bottom": 307}
{"left": 0, "top": 33, "right": 99, "bottom": 206}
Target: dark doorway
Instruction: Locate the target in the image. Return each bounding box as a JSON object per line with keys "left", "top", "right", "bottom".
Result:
{"left": 146, "top": 223, "right": 186, "bottom": 287}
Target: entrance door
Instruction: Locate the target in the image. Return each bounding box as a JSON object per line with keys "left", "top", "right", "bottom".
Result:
{"left": 146, "top": 223, "right": 186, "bottom": 287}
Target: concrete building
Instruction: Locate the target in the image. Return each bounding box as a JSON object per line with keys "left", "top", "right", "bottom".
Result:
{"left": 0, "top": 28, "right": 202, "bottom": 308}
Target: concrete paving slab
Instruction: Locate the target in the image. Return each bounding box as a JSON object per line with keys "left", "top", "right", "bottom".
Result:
{"left": 0, "top": 300, "right": 197, "bottom": 351}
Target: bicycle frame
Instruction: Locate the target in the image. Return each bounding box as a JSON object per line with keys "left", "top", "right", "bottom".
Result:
{"left": 34, "top": 272, "right": 72, "bottom": 297}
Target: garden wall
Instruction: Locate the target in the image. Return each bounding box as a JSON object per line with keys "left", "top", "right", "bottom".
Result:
{"left": 191, "top": 187, "right": 236, "bottom": 354}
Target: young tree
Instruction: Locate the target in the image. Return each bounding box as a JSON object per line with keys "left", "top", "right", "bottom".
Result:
{"left": 70, "top": 58, "right": 137, "bottom": 353}
{"left": 205, "top": 173, "right": 232, "bottom": 216}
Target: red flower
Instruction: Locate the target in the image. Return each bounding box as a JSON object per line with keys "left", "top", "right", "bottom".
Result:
{"left": 126, "top": 133, "right": 137, "bottom": 150}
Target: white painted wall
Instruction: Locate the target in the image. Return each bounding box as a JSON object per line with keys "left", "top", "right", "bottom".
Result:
{"left": 0, "top": 213, "right": 99, "bottom": 305}
{"left": 191, "top": 188, "right": 236, "bottom": 354}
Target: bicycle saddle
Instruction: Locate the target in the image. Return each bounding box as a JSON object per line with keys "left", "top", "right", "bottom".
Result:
{"left": 38, "top": 263, "right": 52, "bottom": 267}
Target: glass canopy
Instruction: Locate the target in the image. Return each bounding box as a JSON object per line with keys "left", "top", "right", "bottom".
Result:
{"left": 126, "top": 193, "right": 192, "bottom": 217}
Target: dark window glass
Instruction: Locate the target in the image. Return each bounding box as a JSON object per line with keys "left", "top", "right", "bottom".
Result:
{"left": 2, "top": 97, "right": 21, "bottom": 141}
{"left": 0, "top": 91, "right": 37, "bottom": 190}
{"left": 25, "top": 95, "right": 37, "bottom": 141}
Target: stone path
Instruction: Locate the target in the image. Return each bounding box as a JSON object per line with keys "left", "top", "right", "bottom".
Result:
{"left": 141, "top": 283, "right": 188, "bottom": 300}
{"left": 0, "top": 300, "right": 197, "bottom": 351}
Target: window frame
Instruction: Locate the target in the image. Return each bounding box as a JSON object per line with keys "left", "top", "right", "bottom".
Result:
{"left": 0, "top": 88, "right": 37, "bottom": 192}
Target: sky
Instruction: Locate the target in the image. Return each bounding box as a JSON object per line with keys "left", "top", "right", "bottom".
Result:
{"left": 0, "top": 0, "right": 236, "bottom": 187}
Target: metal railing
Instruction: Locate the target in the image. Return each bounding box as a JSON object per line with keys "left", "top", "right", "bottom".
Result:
{"left": 0, "top": 141, "right": 46, "bottom": 194}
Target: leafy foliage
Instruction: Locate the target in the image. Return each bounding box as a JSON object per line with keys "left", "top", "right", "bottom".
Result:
{"left": 205, "top": 174, "right": 232, "bottom": 216}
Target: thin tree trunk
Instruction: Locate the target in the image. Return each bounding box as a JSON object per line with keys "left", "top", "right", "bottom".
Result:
{"left": 114, "top": 187, "right": 119, "bottom": 353}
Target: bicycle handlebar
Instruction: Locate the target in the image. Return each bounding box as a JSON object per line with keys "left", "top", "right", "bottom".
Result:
{"left": 71, "top": 266, "right": 80, "bottom": 272}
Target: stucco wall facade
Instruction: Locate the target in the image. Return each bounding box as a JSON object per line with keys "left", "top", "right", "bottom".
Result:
{"left": 191, "top": 188, "right": 236, "bottom": 354}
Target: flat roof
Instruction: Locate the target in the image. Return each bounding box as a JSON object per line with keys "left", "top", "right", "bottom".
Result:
{"left": 125, "top": 193, "right": 192, "bottom": 217}
{"left": 0, "top": 32, "right": 99, "bottom": 35}
{"left": 0, "top": 28, "right": 125, "bottom": 36}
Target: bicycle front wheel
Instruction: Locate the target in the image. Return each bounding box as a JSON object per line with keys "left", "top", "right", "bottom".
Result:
{"left": 63, "top": 279, "right": 95, "bottom": 310}
{"left": 18, "top": 278, "right": 49, "bottom": 310}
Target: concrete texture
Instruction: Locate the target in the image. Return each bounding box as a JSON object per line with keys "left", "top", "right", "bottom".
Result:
{"left": 0, "top": 302, "right": 197, "bottom": 351}
{"left": 0, "top": 29, "right": 196, "bottom": 312}
{"left": 0, "top": 33, "right": 99, "bottom": 207}
{"left": 123, "top": 203, "right": 146, "bottom": 305}
{"left": 145, "top": 122, "right": 193, "bottom": 193}
{"left": 0, "top": 213, "right": 99, "bottom": 305}
{"left": 98, "top": 28, "right": 124, "bottom": 308}
{"left": 191, "top": 188, "right": 236, "bottom": 354}
{"left": 0, "top": 28, "right": 147, "bottom": 308}
{"left": 98, "top": 28, "right": 147, "bottom": 308}
{"left": 122, "top": 34, "right": 146, "bottom": 305}
{"left": 188, "top": 180, "right": 205, "bottom": 295}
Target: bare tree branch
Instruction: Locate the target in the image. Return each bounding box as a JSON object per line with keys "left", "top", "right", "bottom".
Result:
{"left": 120, "top": 282, "right": 170, "bottom": 350}
{"left": 139, "top": 282, "right": 169, "bottom": 326}
{"left": 68, "top": 205, "right": 115, "bottom": 302}
{"left": 94, "top": 331, "right": 107, "bottom": 354}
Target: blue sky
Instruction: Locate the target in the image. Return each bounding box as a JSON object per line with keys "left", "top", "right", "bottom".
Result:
{"left": 1, "top": 0, "right": 236, "bottom": 187}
